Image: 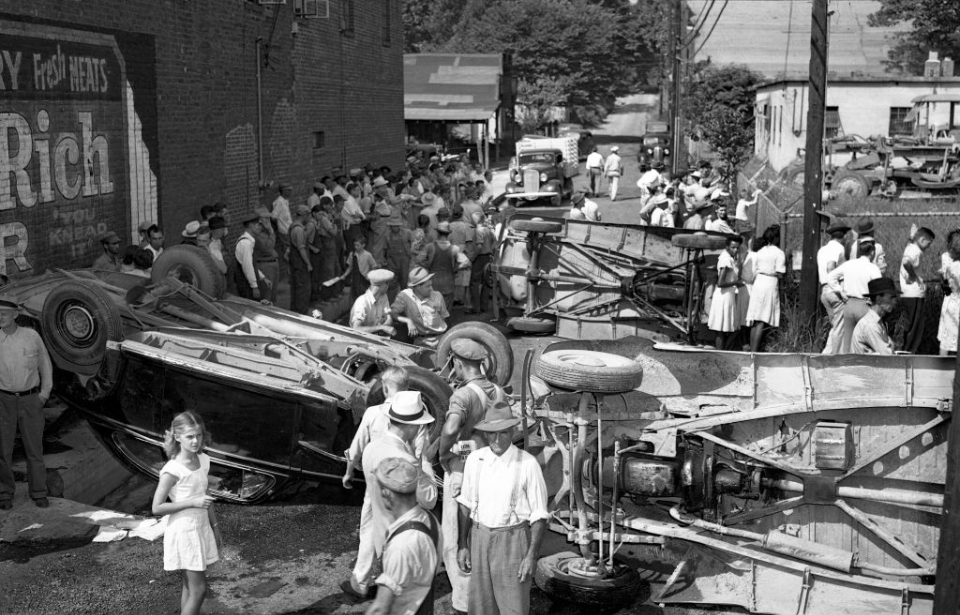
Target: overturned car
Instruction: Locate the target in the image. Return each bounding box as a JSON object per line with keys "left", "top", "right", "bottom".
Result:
{"left": 526, "top": 338, "right": 951, "bottom": 614}
{"left": 3, "top": 254, "right": 513, "bottom": 503}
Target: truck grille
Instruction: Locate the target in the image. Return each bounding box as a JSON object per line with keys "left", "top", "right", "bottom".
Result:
{"left": 523, "top": 169, "right": 540, "bottom": 193}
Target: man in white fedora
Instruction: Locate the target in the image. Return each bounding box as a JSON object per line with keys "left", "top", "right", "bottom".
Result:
{"left": 391, "top": 266, "right": 449, "bottom": 348}
{"left": 456, "top": 402, "right": 548, "bottom": 615}
{"left": 342, "top": 391, "right": 438, "bottom": 600}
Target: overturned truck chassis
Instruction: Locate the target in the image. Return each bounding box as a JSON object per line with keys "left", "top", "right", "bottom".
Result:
{"left": 531, "top": 342, "right": 951, "bottom": 614}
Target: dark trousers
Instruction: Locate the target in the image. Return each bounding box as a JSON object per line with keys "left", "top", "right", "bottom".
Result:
{"left": 901, "top": 296, "right": 925, "bottom": 353}
{"left": 471, "top": 253, "right": 492, "bottom": 312}
{"left": 588, "top": 168, "right": 602, "bottom": 195}
{"left": 0, "top": 393, "right": 46, "bottom": 501}
{"left": 289, "top": 253, "right": 312, "bottom": 314}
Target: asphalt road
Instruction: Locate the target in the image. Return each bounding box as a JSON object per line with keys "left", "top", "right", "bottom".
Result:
{"left": 1, "top": 98, "right": 735, "bottom": 615}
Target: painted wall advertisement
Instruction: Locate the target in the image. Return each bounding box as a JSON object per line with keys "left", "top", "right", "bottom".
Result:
{"left": 0, "top": 18, "right": 158, "bottom": 277}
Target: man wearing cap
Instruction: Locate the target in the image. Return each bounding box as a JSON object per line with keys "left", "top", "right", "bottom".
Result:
{"left": 818, "top": 221, "right": 850, "bottom": 354}
{"left": 456, "top": 403, "right": 549, "bottom": 615}
{"left": 235, "top": 213, "right": 271, "bottom": 301}
{"left": 272, "top": 183, "right": 294, "bottom": 272}
{"left": 437, "top": 339, "right": 509, "bottom": 615}
{"left": 366, "top": 457, "right": 441, "bottom": 615}
{"left": 650, "top": 193, "right": 674, "bottom": 227}
{"left": 350, "top": 269, "right": 396, "bottom": 335}
{"left": 392, "top": 267, "right": 449, "bottom": 347}
{"left": 568, "top": 192, "right": 588, "bottom": 221}
{"left": 585, "top": 145, "right": 605, "bottom": 196}
{"left": 603, "top": 146, "right": 623, "bottom": 201}
{"left": 469, "top": 212, "right": 496, "bottom": 314}
{"left": 370, "top": 178, "right": 395, "bottom": 263}
{"left": 852, "top": 277, "right": 900, "bottom": 355}
{"left": 250, "top": 207, "right": 280, "bottom": 303}
{"left": 93, "top": 231, "right": 123, "bottom": 271}
{"left": 385, "top": 218, "right": 414, "bottom": 298}
{"left": 849, "top": 219, "right": 887, "bottom": 273}
{"left": 637, "top": 162, "right": 662, "bottom": 201}
{"left": 825, "top": 238, "right": 881, "bottom": 354}
{"left": 288, "top": 205, "right": 314, "bottom": 314}
{"left": 343, "top": 391, "right": 437, "bottom": 600}
{"left": 180, "top": 221, "right": 201, "bottom": 246}
{"left": 0, "top": 298, "right": 53, "bottom": 510}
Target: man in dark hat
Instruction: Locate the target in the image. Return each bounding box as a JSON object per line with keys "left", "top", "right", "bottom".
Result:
{"left": 235, "top": 212, "right": 271, "bottom": 301}
{"left": 850, "top": 219, "right": 887, "bottom": 272}
{"left": 0, "top": 297, "right": 53, "bottom": 509}
{"left": 365, "top": 457, "right": 441, "bottom": 615}
{"left": 288, "top": 204, "right": 314, "bottom": 314}
{"left": 93, "top": 231, "right": 123, "bottom": 271}
{"left": 437, "top": 339, "right": 509, "bottom": 615}
{"left": 818, "top": 220, "right": 851, "bottom": 354}
{"left": 852, "top": 277, "right": 900, "bottom": 355}
{"left": 456, "top": 402, "right": 549, "bottom": 615}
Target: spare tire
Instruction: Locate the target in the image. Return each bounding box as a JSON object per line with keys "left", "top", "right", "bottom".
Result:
{"left": 507, "top": 316, "right": 556, "bottom": 334}
{"left": 41, "top": 281, "right": 123, "bottom": 375}
{"left": 437, "top": 322, "right": 514, "bottom": 386}
{"left": 151, "top": 244, "right": 224, "bottom": 298}
{"left": 831, "top": 169, "right": 872, "bottom": 199}
{"left": 534, "top": 552, "right": 644, "bottom": 609}
{"left": 672, "top": 232, "right": 728, "bottom": 250}
{"left": 511, "top": 219, "right": 563, "bottom": 234}
{"left": 536, "top": 349, "right": 643, "bottom": 393}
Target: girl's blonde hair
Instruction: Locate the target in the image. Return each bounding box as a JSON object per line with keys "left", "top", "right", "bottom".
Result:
{"left": 162, "top": 411, "right": 209, "bottom": 458}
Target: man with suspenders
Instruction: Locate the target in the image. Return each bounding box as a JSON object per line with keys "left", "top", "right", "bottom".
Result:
{"left": 456, "top": 403, "right": 549, "bottom": 615}
{"left": 365, "top": 457, "right": 441, "bottom": 615}
{"left": 437, "top": 339, "right": 508, "bottom": 615}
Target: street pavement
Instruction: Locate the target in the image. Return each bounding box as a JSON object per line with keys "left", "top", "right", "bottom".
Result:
{"left": 0, "top": 97, "right": 735, "bottom": 615}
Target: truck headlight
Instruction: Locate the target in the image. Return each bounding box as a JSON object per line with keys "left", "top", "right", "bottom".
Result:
{"left": 540, "top": 172, "right": 548, "bottom": 182}
{"left": 647, "top": 148, "right": 653, "bottom": 155}
{"left": 665, "top": 149, "right": 670, "bottom": 156}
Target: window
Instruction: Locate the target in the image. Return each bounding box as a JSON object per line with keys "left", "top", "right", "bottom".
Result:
{"left": 382, "top": 0, "right": 391, "bottom": 46}
{"left": 341, "top": 0, "right": 354, "bottom": 33}
{"left": 313, "top": 131, "right": 325, "bottom": 150}
{"left": 889, "top": 107, "right": 913, "bottom": 136}
{"left": 825, "top": 106, "right": 842, "bottom": 139}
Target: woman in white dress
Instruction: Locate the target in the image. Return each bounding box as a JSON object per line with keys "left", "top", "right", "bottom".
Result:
{"left": 746, "top": 224, "right": 786, "bottom": 352}
{"left": 708, "top": 236, "right": 745, "bottom": 350}
{"left": 938, "top": 230, "right": 960, "bottom": 355}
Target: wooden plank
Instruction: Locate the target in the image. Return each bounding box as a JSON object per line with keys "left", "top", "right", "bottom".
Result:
{"left": 934, "top": 352, "right": 960, "bottom": 612}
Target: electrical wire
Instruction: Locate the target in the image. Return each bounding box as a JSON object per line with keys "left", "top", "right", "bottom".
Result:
{"left": 782, "top": 0, "right": 794, "bottom": 77}
{"left": 681, "top": 0, "right": 716, "bottom": 48}
{"left": 690, "top": 0, "right": 729, "bottom": 59}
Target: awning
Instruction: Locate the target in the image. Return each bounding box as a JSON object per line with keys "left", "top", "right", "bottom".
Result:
{"left": 911, "top": 93, "right": 960, "bottom": 103}
{"left": 404, "top": 53, "right": 503, "bottom": 122}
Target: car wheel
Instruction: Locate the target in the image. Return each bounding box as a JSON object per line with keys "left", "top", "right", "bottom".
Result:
{"left": 151, "top": 244, "right": 225, "bottom": 298}
{"left": 511, "top": 219, "right": 564, "bottom": 234}
{"left": 534, "top": 552, "right": 644, "bottom": 609}
{"left": 437, "top": 322, "right": 514, "bottom": 387}
{"left": 671, "top": 232, "right": 728, "bottom": 250}
{"left": 535, "top": 349, "right": 643, "bottom": 393}
{"left": 41, "top": 281, "right": 123, "bottom": 375}
{"left": 831, "top": 169, "right": 871, "bottom": 199}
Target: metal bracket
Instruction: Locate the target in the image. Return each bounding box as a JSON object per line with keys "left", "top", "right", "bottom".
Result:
{"left": 802, "top": 475, "right": 838, "bottom": 504}
{"left": 796, "top": 568, "right": 812, "bottom": 614}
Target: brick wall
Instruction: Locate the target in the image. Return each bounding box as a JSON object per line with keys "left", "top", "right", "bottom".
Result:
{"left": 0, "top": 0, "right": 404, "bottom": 279}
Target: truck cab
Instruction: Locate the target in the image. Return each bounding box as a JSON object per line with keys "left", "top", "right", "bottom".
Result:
{"left": 505, "top": 134, "right": 580, "bottom": 207}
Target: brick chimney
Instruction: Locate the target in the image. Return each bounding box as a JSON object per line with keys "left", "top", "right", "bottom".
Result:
{"left": 944, "top": 57, "right": 956, "bottom": 78}
{"left": 924, "top": 51, "right": 941, "bottom": 77}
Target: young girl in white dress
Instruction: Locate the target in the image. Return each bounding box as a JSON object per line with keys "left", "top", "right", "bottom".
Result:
{"left": 152, "top": 411, "right": 222, "bottom": 615}
{"left": 745, "top": 224, "right": 786, "bottom": 352}
{"left": 708, "top": 236, "right": 745, "bottom": 350}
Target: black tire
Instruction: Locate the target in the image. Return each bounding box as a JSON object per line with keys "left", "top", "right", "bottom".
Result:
{"left": 512, "top": 219, "right": 564, "bottom": 234}
{"left": 672, "top": 232, "right": 728, "bottom": 250}
{"left": 151, "top": 244, "right": 225, "bottom": 298}
{"left": 437, "top": 322, "right": 514, "bottom": 387}
{"left": 507, "top": 316, "right": 556, "bottom": 334}
{"left": 534, "top": 552, "right": 644, "bottom": 609}
{"left": 41, "top": 281, "right": 123, "bottom": 375}
{"left": 831, "top": 169, "right": 871, "bottom": 199}
{"left": 782, "top": 166, "right": 804, "bottom": 188}
{"left": 366, "top": 365, "right": 452, "bottom": 441}
{"left": 536, "top": 349, "right": 643, "bottom": 393}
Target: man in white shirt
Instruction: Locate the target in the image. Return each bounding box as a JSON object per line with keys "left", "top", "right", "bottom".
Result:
{"left": 343, "top": 391, "right": 437, "bottom": 600}
{"left": 899, "top": 227, "right": 935, "bottom": 353}
{"left": 705, "top": 203, "right": 735, "bottom": 234}
{"left": 144, "top": 224, "right": 165, "bottom": 262}
{"left": 735, "top": 188, "right": 762, "bottom": 230}
{"left": 235, "top": 213, "right": 268, "bottom": 301}
{"left": 824, "top": 238, "right": 881, "bottom": 354}
{"left": 272, "top": 183, "right": 293, "bottom": 265}
{"left": 603, "top": 146, "right": 623, "bottom": 201}
{"left": 456, "top": 403, "right": 549, "bottom": 615}
{"left": 650, "top": 195, "right": 674, "bottom": 227}
{"left": 817, "top": 221, "right": 850, "bottom": 354}
{"left": 852, "top": 277, "right": 899, "bottom": 355}
{"left": 585, "top": 145, "right": 604, "bottom": 196}
{"left": 637, "top": 163, "right": 662, "bottom": 201}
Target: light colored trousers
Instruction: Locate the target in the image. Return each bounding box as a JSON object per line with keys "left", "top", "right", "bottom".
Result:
{"left": 608, "top": 175, "right": 620, "bottom": 201}
{"left": 442, "top": 461, "right": 470, "bottom": 612}
{"left": 469, "top": 522, "right": 531, "bottom": 615}
{"left": 820, "top": 286, "right": 845, "bottom": 354}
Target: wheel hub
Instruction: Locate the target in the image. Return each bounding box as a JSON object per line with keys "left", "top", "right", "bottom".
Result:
{"left": 62, "top": 304, "right": 95, "bottom": 342}
{"left": 563, "top": 557, "right": 607, "bottom": 580}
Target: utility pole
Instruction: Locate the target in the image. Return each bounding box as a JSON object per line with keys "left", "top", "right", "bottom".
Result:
{"left": 935, "top": 353, "right": 960, "bottom": 612}
{"left": 671, "top": 0, "right": 684, "bottom": 177}
{"left": 799, "top": 0, "right": 828, "bottom": 324}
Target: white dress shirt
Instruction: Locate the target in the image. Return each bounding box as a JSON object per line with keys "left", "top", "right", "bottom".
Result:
{"left": 817, "top": 239, "right": 846, "bottom": 284}
{"left": 457, "top": 444, "right": 549, "bottom": 528}
{"left": 826, "top": 256, "right": 881, "bottom": 298}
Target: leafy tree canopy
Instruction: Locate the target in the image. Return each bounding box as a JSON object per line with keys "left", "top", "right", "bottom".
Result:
{"left": 868, "top": 0, "right": 960, "bottom": 74}
{"left": 682, "top": 61, "right": 763, "bottom": 171}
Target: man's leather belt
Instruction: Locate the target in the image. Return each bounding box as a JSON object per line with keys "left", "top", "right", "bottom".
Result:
{"left": 0, "top": 385, "right": 40, "bottom": 397}
{"left": 256, "top": 258, "right": 278, "bottom": 263}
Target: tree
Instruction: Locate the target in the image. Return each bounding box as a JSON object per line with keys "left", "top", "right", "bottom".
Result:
{"left": 682, "top": 61, "right": 763, "bottom": 171}
{"left": 868, "top": 0, "right": 960, "bottom": 74}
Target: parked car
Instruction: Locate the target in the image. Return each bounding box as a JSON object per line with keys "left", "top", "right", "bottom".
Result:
{"left": 3, "top": 255, "right": 514, "bottom": 503}
{"left": 638, "top": 132, "right": 671, "bottom": 169}
{"left": 505, "top": 134, "right": 579, "bottom": 207}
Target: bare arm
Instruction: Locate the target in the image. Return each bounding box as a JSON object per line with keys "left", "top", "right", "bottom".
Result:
{"left": 457, "top": 502, "right": 473, "bottom": 573}
{"left": 438, "top": 413, "right": 464, "bottom": 472}
{"left": 152, "top": 472, "right": 214, "bottom": 516}
{"left": 364, "top": 587, "right": 396, "bottom": 615}
{"left": 518, "top": 519, "right": 547, "bottom": 583}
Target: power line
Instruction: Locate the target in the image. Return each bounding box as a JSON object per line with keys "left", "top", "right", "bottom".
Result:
{"left": 682, "top": 0, "right": 716, "bottom": 49}
{"left": 690, "top": 0, "right": 729, "bottom": 59}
